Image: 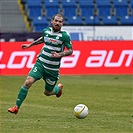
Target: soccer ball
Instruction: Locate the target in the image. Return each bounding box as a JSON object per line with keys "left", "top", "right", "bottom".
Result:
{"left": 73, "top": 104, "right": 89, "bottom": 119}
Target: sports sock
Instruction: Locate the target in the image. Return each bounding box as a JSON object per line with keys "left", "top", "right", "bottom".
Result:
{"left": 16, "top": 86, "right": 28, "bottom": 108}
{"left": 53, "top": 85, "right": 60, "bottom": 95}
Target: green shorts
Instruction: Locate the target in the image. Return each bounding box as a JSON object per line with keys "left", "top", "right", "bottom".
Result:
{"left": 28, "top": 60, "right": 59, "bottom": 92}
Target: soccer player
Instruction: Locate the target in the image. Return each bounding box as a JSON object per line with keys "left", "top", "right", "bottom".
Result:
{"left": 8, "top": 14, "right": 73, "bottom": 114}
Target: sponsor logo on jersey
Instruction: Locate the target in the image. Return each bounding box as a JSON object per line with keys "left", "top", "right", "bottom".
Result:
{"left": 44, "top": 37, "right": 62, "bottom": 44}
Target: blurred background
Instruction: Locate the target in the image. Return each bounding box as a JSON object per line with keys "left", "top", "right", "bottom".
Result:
{"left": 0, "top": 0, "right": 133, "bottom": 75}
{"left": 0, "top": 0, "right": 133, "bottom": 41}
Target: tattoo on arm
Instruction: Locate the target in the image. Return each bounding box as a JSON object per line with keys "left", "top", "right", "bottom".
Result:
{"left": 30, "top": 37, "right": 43, "bottom": 47}
{"left": 60, "top": 48, "right": 73, "bottom": 57}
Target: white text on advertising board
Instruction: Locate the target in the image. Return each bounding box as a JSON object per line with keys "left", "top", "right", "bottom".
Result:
{"left": 86, "top": 50, "right": 133, "bottom": 67}
{"left": 0, "top": 50, "right": 133, "bottom": 69}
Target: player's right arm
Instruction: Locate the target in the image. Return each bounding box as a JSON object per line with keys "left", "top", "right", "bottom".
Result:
{"left": 22, "top": 37, "right": 44, "bottom": 49}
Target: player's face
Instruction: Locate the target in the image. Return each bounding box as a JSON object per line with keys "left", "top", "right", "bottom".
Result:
{"left": 51, "top": 16, "right": 63, "bottom": 32}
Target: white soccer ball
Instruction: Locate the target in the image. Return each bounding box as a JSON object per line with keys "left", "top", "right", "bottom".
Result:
{"left": 73, "top": 104, "right": 89, "bottom": 119}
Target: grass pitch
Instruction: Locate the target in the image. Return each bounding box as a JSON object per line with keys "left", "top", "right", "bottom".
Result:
{"left": 0, "top": 75, "right": 133, "bottom": 133}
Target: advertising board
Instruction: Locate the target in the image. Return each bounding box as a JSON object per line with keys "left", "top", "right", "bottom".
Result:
{"left": 0, "top": 41, "right": 133, "bottom": 75}
{"left": 62, "top": 26, "right": 132, "bottom": 40}
{"left": 1, "top": 26, "right": 132, "bottom": 42}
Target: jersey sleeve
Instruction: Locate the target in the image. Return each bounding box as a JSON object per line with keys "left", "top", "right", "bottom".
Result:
{"left": 63, "top": 32, "right": 72, "bottom": 49}
{"left": 42, "top": 28, "right": 46, "bottom": 38}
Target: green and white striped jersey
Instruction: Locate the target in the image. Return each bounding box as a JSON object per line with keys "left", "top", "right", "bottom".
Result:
{"left": 38, "top": 27, "right": 72, "bottom": 77}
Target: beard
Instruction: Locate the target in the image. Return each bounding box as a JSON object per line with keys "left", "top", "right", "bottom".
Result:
{"left": 52, "top": 25, "right": 61, "bottom": 32}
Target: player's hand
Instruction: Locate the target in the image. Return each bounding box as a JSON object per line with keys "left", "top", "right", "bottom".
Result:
{"left": 51, "top": 52, "right": 61, "bottom": 58}
{"left": 21, "top": 44, "right": 31, "bottom": 49}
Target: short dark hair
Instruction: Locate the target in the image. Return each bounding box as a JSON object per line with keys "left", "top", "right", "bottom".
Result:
{"left": 52, "top": 14, "right": 64, "bottom": 21}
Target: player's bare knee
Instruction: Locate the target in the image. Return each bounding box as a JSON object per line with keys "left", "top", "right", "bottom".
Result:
{"left": 23, "top": 76, "right": 34, "bottom": 88}
{"left": 44, "top": 91, "right": 51, "bottom": 96}
{"left": 44, "top": 89, "right": 53, "bottom": 96}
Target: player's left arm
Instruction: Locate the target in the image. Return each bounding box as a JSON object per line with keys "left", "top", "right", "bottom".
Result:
{"left": 59, "top": 48, "right": 73, "bottom": 57}
{"left": 51, "top": 48, "right": 73, "bottom": 58}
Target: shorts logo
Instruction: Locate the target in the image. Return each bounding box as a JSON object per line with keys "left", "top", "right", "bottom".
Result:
{"left": 46, "top": 79, "right": 55, "bottom": 85}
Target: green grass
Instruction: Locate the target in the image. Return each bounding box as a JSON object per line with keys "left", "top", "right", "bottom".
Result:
{"left": 0, "top": 75, "right": 133, "bottom": 133}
